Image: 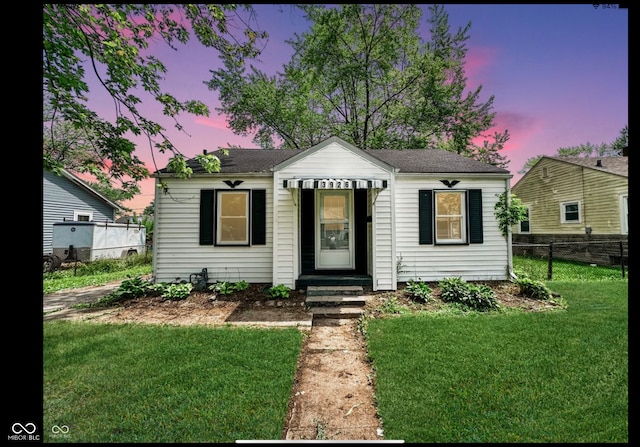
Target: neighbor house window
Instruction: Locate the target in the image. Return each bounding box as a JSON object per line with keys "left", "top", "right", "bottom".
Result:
{"left": 216, "top": 190, "right": 249, "bottom": 245}
{"left": 74, "top": 211, "right": 92, "bottom": 221}
{"left": 560, "top": 201, "right": 581, "bottom": 223}
{"left": 519, "top": 207, "right": 530, "bottom": 233}
{"left": 542, "top": 167, "right": 549, "bottom": 178}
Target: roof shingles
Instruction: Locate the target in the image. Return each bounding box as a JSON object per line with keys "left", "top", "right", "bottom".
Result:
{"left": 156, "top": 146, "right": 510, "bottom": 176}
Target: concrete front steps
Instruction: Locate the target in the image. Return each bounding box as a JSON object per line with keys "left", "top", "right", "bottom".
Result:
{"left": 305, "top": 285, "right": 368, "bottom": 320}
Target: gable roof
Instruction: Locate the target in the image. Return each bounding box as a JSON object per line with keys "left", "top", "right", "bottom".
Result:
{"left": 155, "top": 137, "right": 510, "bottom": 177}
{"left": 365, "top": 149, "right": 510, "bottom": 174}
{"left": 45, "top": 168, "right": 122, "bottom": 211}
{"left": 545, "top": 156, "right": 628, "bottom": 177}
{"left": 512, "top": 155, "right": 628, "bottom": 190}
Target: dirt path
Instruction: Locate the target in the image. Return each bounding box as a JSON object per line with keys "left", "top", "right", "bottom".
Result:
{"left": 283, "top": 318, "right": 383, "bottom": 440}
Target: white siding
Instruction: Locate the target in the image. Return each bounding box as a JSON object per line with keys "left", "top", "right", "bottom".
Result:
{"left": 153, "top": 176, "right": 274, "bottom": 284}
{"left": 372, "top": 187, "right": 395, "bottom": 290}
{"left": 272, "top": 171, "right": 296, "bottom": 288}
{"left": 394, "top": 175, "right": 509, "bottom": 282}
{"left": 275, "top": 141, "right": 394, "bottom": 290}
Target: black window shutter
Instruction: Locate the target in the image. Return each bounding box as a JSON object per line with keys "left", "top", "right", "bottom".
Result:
{"left": 468, "top": 189, "right": 483, "bottom": 244}
{"left": 252, "top": 189, "right": 266, "bottom": 245}
{"left": 199, "top": 190, "right": 215, "bottom": 245}
{"left": 418, "top": 190, "right": 433, "bottom": 245}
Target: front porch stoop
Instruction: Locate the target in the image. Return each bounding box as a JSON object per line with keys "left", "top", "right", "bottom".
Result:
{"left": 305, "top": 286, "right": 369, "bottom": 320}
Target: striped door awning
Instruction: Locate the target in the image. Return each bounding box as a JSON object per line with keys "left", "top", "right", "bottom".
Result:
{"left": 283, "top": 178, "right": 387, "bottom": 189}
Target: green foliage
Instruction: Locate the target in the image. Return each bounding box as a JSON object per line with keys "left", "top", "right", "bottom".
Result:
{"left": 266, "top": 284, "right": 290, "bottom": 299}
{"left": 209, "top": 280, "right": 249, "bottom": 295}
{"left": 161, "top": 282, "right": 193, "bottom": 301}
{"left": 405, "top": 279, "right": 432, "bottom": 303}
{"left": 208, "top": 4, "right": 508, "bottom": 165}
{"left": 89, "top": 275, "right": 194, "bottom": 306}
{"left": 512, "top": 276, "right": 554, "bottom": 300}
{"left": 89, "top": 275, "right": 154, "bottom": 307}
{"left": 234, "top": 280, "right": 250, "bottom": 291}
{"left": 43, "top": 253, "right": 152, "bottom": 294}
{"left": 438, "top": 277, "right": 500, "bottom": 311}
{"left": 376, "top": 296, "right": 409, "bottom": 315}
{"left": 494, "top": 191, "right": 528, "bottom": 238}
{"left": 43, "top": 4, "right": 266, "bottom": 193}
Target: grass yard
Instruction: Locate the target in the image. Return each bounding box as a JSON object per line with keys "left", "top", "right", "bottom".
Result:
{"left": 43, "top": 255, "right": 628, "bottom": 442}
{"left": 43, "top": 323, "right": 303, "bottom": 443}
{"left": 365, "top": 281, "right": 628, "bottom": 443}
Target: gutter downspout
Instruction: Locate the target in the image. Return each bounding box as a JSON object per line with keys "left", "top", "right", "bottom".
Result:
{"left": 506, "top": 177, "right": 517, "bottom": 280}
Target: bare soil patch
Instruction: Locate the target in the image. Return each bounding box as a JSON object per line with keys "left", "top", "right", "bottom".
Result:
{"left": 58, "top": 281, "right": 561, "bottom": 441}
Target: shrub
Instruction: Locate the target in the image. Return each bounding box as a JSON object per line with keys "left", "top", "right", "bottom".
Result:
{"left": 89, "top": 275, "right": 153, "bottom": 307}
{"left": 210, "top": 281, "right": 236, "bottom": 295}
{"left": 234, "top": 280, "right": 249, "bottom": 291}
{"left": 439, "top": 277, "right": 500, "bottom": 311}
{"left": 266, "top": 284, "right": 290, "bottom": 299}
{"left": 513, "top": 277, "right": 553, "bottom": 300}
{"left": 405, "top": 279, "right": 432, "bottom": 303}
{"left": 209, "top": 280, "right": 250, "bottom": 295}
{"left": 162, "top": 282, "right": 193, "bottom": 301}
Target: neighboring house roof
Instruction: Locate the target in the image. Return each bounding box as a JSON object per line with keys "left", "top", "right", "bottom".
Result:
{"left": 545, "top": 156, "right": 628, "bottom": 178}
{"left": 52, "top": 168, "right": 122, "bottom": 211}
{"left": 513, "top": 155, "right": 629, "bottom": 190}
{"left": 154, "top": 138, "right": 510, "bottom": 176}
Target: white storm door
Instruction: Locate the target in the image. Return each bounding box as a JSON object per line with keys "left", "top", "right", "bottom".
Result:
{"left": 315, "top": 190, "right": 354, "bottom": 269}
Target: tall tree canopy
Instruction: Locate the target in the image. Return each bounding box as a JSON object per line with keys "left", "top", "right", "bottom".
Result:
{"left": 518, "top": 124, "right": 629, "bottom": 175}
{"left": 208, "top": 4, "right": 509, "bottom": 167}
{"left": 43, "top": 4, "right": 266, "bottom": 197}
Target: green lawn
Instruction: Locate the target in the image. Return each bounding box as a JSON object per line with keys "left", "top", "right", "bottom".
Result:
{"left": 43, "top": 254, "right": 152, "bottom": 294}
{"left": 43, "top": 323, "right": 303, "bottom": 443}
{"left": 366, "top": 281, "right": 628, "bottom": 443}
{"left": 43, "top": 256, "right": 628, "bottom": 442}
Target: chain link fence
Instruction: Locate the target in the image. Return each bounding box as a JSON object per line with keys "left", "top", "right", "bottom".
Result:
{"left": 512, "top": 240, "right": 628, "bottom": 281}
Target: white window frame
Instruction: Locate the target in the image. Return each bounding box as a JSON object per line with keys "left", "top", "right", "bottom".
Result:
{"left": 434, "top": 190, "right": 467, "bottom": 244}
{"left": 560, "top": 200, "right": 581, "bottom": 224}
{"left": 74, "top": 210, "right": 93, "bottom": 221}
{"left": 215, "top": 190, "right": 250, "bottom": 245}
{"left": 519, "top": 206, "right": 531, "bottom": 234}
{"left": 620, "top": 194, "right": 628, "bottom": 234}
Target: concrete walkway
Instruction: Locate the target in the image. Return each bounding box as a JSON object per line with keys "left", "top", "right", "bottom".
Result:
{"left": 43, "top": 281, "right": 123, "bottom": 314}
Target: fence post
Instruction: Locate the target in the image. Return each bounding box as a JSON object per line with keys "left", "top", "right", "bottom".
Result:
{"left": 547, "top": 241, "right": 553, "bottom": 281}
{"left": 620, "top": 240, "right": 626, "bottom": 279}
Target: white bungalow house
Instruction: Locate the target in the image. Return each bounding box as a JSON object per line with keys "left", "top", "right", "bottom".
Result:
{"left": 152, "top": 136, "right": 513, "bottom": 291}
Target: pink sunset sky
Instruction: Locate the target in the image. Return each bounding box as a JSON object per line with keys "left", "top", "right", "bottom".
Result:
{"left": 82, "top": 4, "right": 628, "bottom": 215}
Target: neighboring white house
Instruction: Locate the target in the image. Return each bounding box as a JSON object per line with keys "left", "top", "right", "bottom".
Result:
{"left": 152, "top": 136, "right": 513, "bottom": 291}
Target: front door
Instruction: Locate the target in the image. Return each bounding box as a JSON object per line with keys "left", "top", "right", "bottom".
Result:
{"left": 315, "top": 190, "right": 354, "bottom": 269}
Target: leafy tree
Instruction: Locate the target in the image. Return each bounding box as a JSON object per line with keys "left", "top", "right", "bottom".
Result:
{"left": 494, "top": 192, "right": 528, "bottom": 238}
{"left": 143, "top": 201, "right": 155, "bottom": 217}
{"left": 43, "top": 4, "right": 266, "bottom": 196}
{"left": 518, "top": 124, "right": 628, "bottom": 175}
{"left": 207, "top": 4, "right": 509, "bottom": 167}
{"left": 43, "top": 94, "right": 144, "bottom": 209}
